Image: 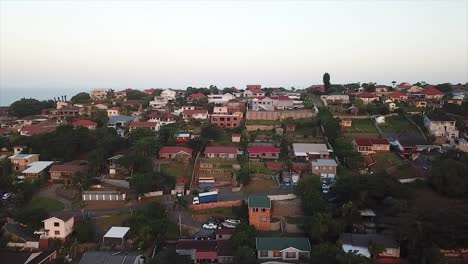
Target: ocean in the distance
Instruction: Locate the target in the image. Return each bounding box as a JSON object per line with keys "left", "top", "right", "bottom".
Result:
{"left": 0, "top": 88, "right": 84, "bottom": 106}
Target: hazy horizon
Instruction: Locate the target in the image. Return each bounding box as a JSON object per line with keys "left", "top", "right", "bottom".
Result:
{"left": 1, "top": 0, "right": 467, "bottom": 103}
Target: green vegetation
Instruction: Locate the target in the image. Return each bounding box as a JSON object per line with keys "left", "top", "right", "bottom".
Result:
{"left": 128, "top": 201, "right": 170, "bottom": 249}
{"left": 28, "top": 197, "right": 64, "bottom": 212}
{"left": 232, "top": 223, "right": 257, "bottom": 264}
{"left": 70, "top": 92, "right": 91, "bottom": 103}
{"left": 429, "top": 152, "right": 468, "bottom": 197}
{"left": 9, "top": 98, "right": 55, "bottom": 118}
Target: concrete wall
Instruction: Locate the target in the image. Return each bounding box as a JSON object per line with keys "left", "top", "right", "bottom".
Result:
{"left": 246, "top": 110, "right": 315, "bottom": 120}
{"left": 143, "top": 191, "right": 163, "bottom": 197}
{"left": 268, "top": 194, "right": 297, "bottom": 201}
{"left": 246, "top": 124, "right": 277, "bottom": 131}
{"left": 191, "top": 200, "right": 242, "bottom": 210}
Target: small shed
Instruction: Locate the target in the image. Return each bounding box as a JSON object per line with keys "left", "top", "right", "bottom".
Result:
{"left": 103, "top": 226, "right": 130, "bottom": 246}
{"left": 375, "top": 116, "right": 386, "bottom": 124}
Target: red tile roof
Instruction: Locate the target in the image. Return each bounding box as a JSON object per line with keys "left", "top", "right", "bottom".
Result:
{"left": 72, "top": 120, "right": 97, "bottom": 128}
{"left": 159, "top": 146, "right": 193, "bottom": 155}
{"left": 144, "top": 88, "right": 156, "bottom": 94}
{"left": 189, "top": 93, "right": 207, "bottom": 100}
{"left": 389, "top": 92, "right": 406, "bottom": 99}
{"left": 422, "top": 86, "right": 443, "bottom": 96}
{"left": 355, "top": 92, "right": 377, "bottom": 98}
{"left": 21, "top": 125, "right": 56, "bottom": 136}
{"left": 354, "top": 138, "right": 390, "bottom": 146}
{"left": 129, "top": 121, "right": 158, "bottom": 128}
{"left": 205, "top": 146, "right": 238, "bottom": 154}
{"left": 248, "top": 146, "right": 280, "bottom": 154}
{"left": 49, "top": 164, "right": 85, "bottom": 174}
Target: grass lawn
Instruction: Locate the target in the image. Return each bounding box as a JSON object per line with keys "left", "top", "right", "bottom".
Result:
{"left": 370, "top": 152, "right": 404, "bottom": 172}
{"left": 342, "top": 119, "right": 380, "bottom": 139}
{"left": 379, "top": 116, "right": 419, "bottom": 134}
{"left": 249, "top": 162, "right": 274, "bottom": 175}
{"left": 28, "top": 197, "right": 64, "bottom": 212}
{"left": 192, "top": 207, "right": 239, "bottom": 222}
{"left": 243, "top": 177, "right": 276, "bottom": 194}
{"left": 95, "top": 212, "right": 131, "bottom": 233}
{"left": 161, "top": 162, "right": 192, "bottom": 179}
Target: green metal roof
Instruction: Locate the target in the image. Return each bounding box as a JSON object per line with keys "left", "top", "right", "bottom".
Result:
{"left": 248, "top": 195, "right": 271, "bottom": 209}
{"left": 256, "top": 237, "right": 311, "bottom": 251}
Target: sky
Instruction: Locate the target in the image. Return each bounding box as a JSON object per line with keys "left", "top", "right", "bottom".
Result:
{"left": 0, "top": 0, "right": 467, "bottom": 104}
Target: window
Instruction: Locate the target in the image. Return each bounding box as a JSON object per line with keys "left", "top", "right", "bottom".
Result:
{"left": 286, "top": 252, "right": 296, "bottom": 258}
{"left": 273, "top": 251, "right": 281, "bottom": 257}
{"left": 261, "top": 217, "right": 267, "bottom": 222}
{"left": 260, "top": 251, "right": 268, "bottom": 257}
{"left": 262, "top": 208, "right": 266, "bottom": 212}
{"left": 54, "top": 231, "right": 60, "bottom": 236}
{"left": 54, "top": 222, "right": 60, "bottom": 227}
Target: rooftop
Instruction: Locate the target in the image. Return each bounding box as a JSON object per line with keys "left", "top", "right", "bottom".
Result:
{"left": 79, "top": 251, "right": 140, "bottom": 264}
{"left": 311, "top": 159, "right": 338, "bottom": 167}
{"left": 205, "top": 146, "right": 238, "bottom": 154}
{"left": 292, "top": 143, "right": 330, "bottom": 156}
{"left": 248, "top": 195, "right": 271, "bottom": 209}
{"left": 256, "top": 237, "right": 311, "bottom": 251}
{"left": 21, "top": 161, "right": 54, "bottom": 174}
{"left": 9, "top": 153, "right": 37, "bottom": 159}
{"left": 103, "top": 226, "right": 130, "bottom": 239}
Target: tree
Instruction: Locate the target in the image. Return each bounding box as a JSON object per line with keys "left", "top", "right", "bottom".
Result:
{"left": 304, "top": 213, "right": 343, "bottom": 243}
{"left": 201, "top": 124, "right": 224, "bottom": 141}
{"left": 436, "top": 83, "right": 452, "bottom": 94}
{"left": 75, "top": 219, "right": 95, "bottom": 243}
{"left": 362, "top": 82, "right": 376, "bottom": 92}
{"left": 429, "top": 157, "right": 468, "bottom": 197}
{"left": 129, "top": 201, "right": 169, "bottom": 249}
{"left": 15, "top": 207, "right": 48, "bottom": 232}
{"left": 294, "top": 176, "right": 326, "bottom": 214}
{"left": 303, "top": 97, "right": 314, "bottom": 109}
{"left": 9, "top": 98, "right": 55, "bottom": 118}
{"left": 70, "top": 92, "right": 91, "bottom": 103}
{"left": 232, "top": 223, "right": 257, "bottom": 264}
{"left": 323, "top": 73, "right": 331, "bottom": 91}
{"left": 368, "top": 240, "right": 385, "bottom": 260}
{"left": 126, "top": 90, "right": 146, "bottom": 100}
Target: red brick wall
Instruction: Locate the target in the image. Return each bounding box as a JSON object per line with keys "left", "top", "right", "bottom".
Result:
{"left": 249, "top": 208, "right": 271, "bottom": 230}
{"left": 191, "top": 200, "right": 242, "bottom": 210}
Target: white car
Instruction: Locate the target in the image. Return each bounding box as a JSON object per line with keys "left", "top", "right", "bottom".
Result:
{"left": 2, "top": 192, "right": 12, "bottom": 200}
{"left": 225, "top": 219, "right": 240, "bottom": 225}
{"left": 202, "top": 223, "right": 219, "bottom": 230}
{"left": 192, "top": 197, "right": 200, "bottom": 205}
{"left": 222, "top": 222, "right": 237, "bottom": 229}
{"left": 322, "top": 184, "right": 330, "bottom": 194}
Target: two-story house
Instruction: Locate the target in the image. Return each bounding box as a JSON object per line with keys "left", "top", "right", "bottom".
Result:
{"left": 311, "top": 159, "right": 338, "bottom": 177}
{"left": 42, "top": 212, "right": 75, "bottom": 240}
{"left": 423, "top": 113, "right": 459, "bottom": 139}
{"left": 248, "top": 196, "right": 271, "bottom": 231}
{"left": 256, "top": 237, "right": 311, "bottom": 262}
{"left": 107, "top": 107, "right": 121, "bottom": 117}
{"left": 208, "top": 93, "right": 235, "bottom": 105}
{"left": 210, "top": 114, "right": 242, "bottom": 128}
{"left": 244, "top": 85, "right": 265, "bottom": 97}
{"left": 9, "top": 154, "right": 40, "bottom": 172}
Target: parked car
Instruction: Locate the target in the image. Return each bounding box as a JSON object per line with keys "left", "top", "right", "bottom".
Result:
{"left": 221, "top": 222, "right": 237, "bottom": 229}
{"left": 225, "top": 219, "right": 240, "bottom": 225}
{"left": 321, "top": 184, "right": 330, "bottom": 194}
{"left": 2, "top": 192, "right": 12, "bottom": 200}
{"left": 202, "top": 223, "right": 220, "bottom": 230}
{"left": 192, "top": 197, "right": 200, "bottom": 205}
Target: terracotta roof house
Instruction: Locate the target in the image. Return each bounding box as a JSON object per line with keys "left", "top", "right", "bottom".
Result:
{"left": 49, "top": 162, "right": 87, "bottom": 184}
{"left": 144, "top": 88, "right": 156, "bottom": 95}
{"left": 182, "top": 109, "right": 209, "bottom": 120}
{"left": 176, "top": 239, "right": 233, "bottom": 264}
{"left": 129, "top": 121, "right": 159, "bottom": 131}
{"left": 397, "top": 82, "right": 412, "bottom": 90}
{"left": 248, "top": 146, "right": 280, "bottom": 160}
{"left": 188, "top": 93, "right": 207, "bottom": 103}
{"left": 422, "top": 86, "right": 444, "bottom": 100}
{"left": 388, "top": 92, "right": 408, "bottom": 102}
{"left": 340, "top": 233, "right": 400, "bottom": 259}
{"left": 244, "top": 86, "right": 265, "bottom": 97}
{"left": 354, "top": 92, "right": 379, "bottom": 104}
{"left": 19, "top": 125, "right": 57, "bottom": 136}
{"left": 353, "top": 138, "right": 390, "bottom": 154}
{"left": 148, "top": 112, "right": 175, "bottom": 124}
{"left": 72, "top": 120, "right": 97, "bottom": 130}
{"left": 159, "top": 146, "right": 193, "bottom": 159}
{"left": 204, "top": 146, "right": 238, "bottom": 159}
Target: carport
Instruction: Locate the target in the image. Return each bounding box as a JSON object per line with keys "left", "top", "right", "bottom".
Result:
{"left": 103, "top": 226, "right": 130, "bottom": 246}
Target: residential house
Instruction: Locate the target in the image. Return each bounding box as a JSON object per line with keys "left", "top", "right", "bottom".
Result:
{"left": 321, "top": 93, "right": 350, "bottom": 104}
{"left": 21, "top": 161, "right": 54, "bottom": 181}
{"left": 107, "top": 155, "right": 128, "bottom": 176}
{"left": 9, "top": 154, "right": 40, "bottom": 172}
{"left": 72, "top": 120, "right": 97, "bottom": 130}
{"left": 175, "top": 133, "right": 191, "bottom": 143}
{"left": 188, "top": 93, "right": 207, "bottom": 103}
{"left": 107, "top": 107, "right": 121, "bottom": 116}
{"left": 0, "top": 250, "right": 57, "bottom": 264}
{"left": 215, "top": 229, "right": 235, "bottom": 240}
{"left": 148, "top": 112, "right": 175, "bottom": 125}
{"left": 160, "top": 89, "right": 177, "bottom": 101}
{"left": 149, "top": 96, "right": 169, "bottom": 109}
{"left": 225, "top": 99, "right": 246, "bottom": 114}
{"left": 115, "top": 88, "right": 133, "bottom": 99}
{"left": 107, "top": 115, "right": 137, "bottom": 132}
{"left": 340, "top": 119, "right": 352, "bottom": 128}
{"left": 311, "top": 159, "right": 338, "bottom": 177}
{"left": 396, "top": 82, "right": 412, "bottom": 91}
{"left": 250, "top": 96, "right": 293, "bottom": 111}
{"left": 204, "top": 146, "right": 238, "bottom": 159}
{"left": 16, "top": 115, "right": 48, "bottom": 126}
{"left": 208, "top": 93, "right": 235, "bottom": 105}
{"left": 159, "top": 146, "right": 193, "bottom": 159}
{"left": 292, "top": 143, "right": 331, "bottom": 161}
{"left": 305, "top": 84, "right": 325, "bottom": 93}
{"left": 122, "top": 100, "right": 143, "bottom": 111}
{"left": 183, "top": 109, "right": 209, "bottom": 120}
{"left": 79, "top": 251, "right": 144, "bottom": 264}
{"left": 50, "top": 106, "right": 81, "bottom": 121}
{"left": 210, "top": 114, "right": 242, "bottom": 128}
{"left": 49, "top": 162, "right": 87, "bottom": 184}
{"left": 407, "top": 85, "right": 424, "bottom": 93}
{"left": 340, "top": 233, "right": 400, "bottom": 259}
{"left": 213, "top": 106, "right": 228, "bottom": 114}
{"left": 388, "top": 92, "right": 408, "bottom": 102}
{"left": 128, "top": 121, "right": 159, "bottom": 131}
{"left": 422, "top": 86, "right": 444, "bottom": 100}
{"left": 248, "top": 146, "right": 280, "bottom": 160}
{"left": 353, "top": 138, "right": 390, "bottom": 154}
{"left": 248, "top": 196, "right": 271, "bottom": 231}
{"left": 42, "top": 212, "right": 75, "bottom": 240}
{"left": 144, "top": 88, "right": 156, "bottom": 95}
{"left": 90, "top": 88, "right": 109, "bottom": 101}
{"left": 244, "top": 85, "right": 265, "bottom": 97}
{"left": 391, "top": 137, "right": 430, "bottom": 160}
{"left": 354, "top": 92, "right": 379, "bottom": 104}
{"left": 93, "top": 103, "right": 108, "bottom": 110}
{"left": 19, "top": 125, "right": 57, "bottom": 136}
{"left": 1, "top": 222, "right": 40, "bottom": 249}
{"left": 423, "top": 113, "right": 459, "bottom": 138}
{"left": 256, "top": 237, "right": 311, "bottom": 262}
{"left": 173, "top": 105, "right": 196, "bottom": 116}
{"left": 176, "top": 239, "right": 233, "bottom": 264}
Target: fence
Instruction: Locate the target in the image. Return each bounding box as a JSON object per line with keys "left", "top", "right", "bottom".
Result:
{"left": 190, "top": 200, "right": 242, "bottom": 210}
{"left": 246, "top": 110, "right": 315, "bottom": 121}
{"left": 143, "top": 191, "right": 163, "bottom": 197}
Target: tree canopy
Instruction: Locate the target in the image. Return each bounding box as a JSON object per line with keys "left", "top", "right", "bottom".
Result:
{"left": 70, "top": 92, "right": 91, "bottom": 103}
{"left": 323, "top": 73, "right": 331, "bottom": 91}
{"left": 9, "top": 98, "right": 55, "bottom": 118}
{"left": 429, "top": 153, "right": 468, "bottom": 197}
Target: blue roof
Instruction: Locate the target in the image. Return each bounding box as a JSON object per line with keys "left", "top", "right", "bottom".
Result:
{"left": 108, "top": 116, "right": 137, "bottom": 124}
{"left": 176, "top": 133, "right": 190, "bottom": 137}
